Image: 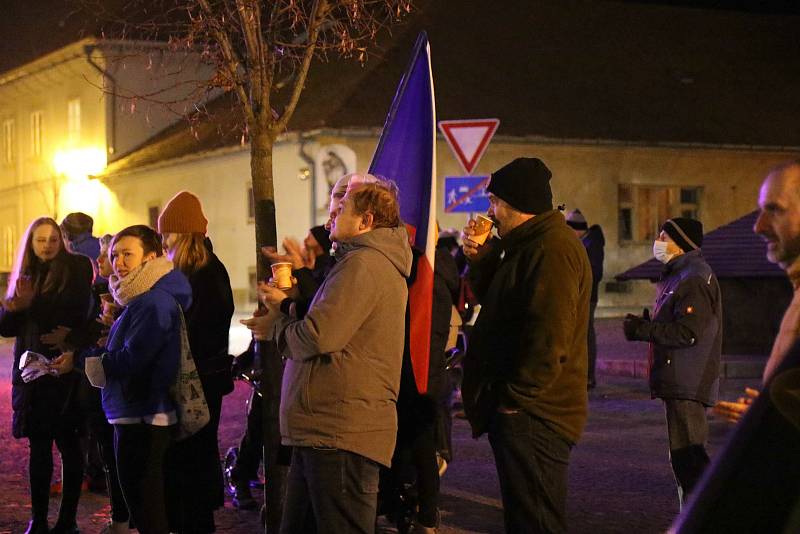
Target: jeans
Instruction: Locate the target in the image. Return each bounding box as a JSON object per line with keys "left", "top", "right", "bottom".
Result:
{"left": 488, "top": 411, "right": 572, "bottom": 534}
{"left": 280, "top": 447, "right": 380, "bottom": 534}
{"left": 663, "top": 399, "right": 710, "bottom": 505}
{"left": 29, "top": 430, "right": 83, "bottom": 525}
{"left": 114, "top": 424, "right": 173, "bottom": 534}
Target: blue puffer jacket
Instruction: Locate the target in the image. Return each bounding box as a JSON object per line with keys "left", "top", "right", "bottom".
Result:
{"left": 97, "top": 269, "right": 192, "bottom": 421}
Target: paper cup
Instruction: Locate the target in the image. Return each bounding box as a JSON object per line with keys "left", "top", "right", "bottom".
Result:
{"left": 271, "top": 262, "right": 293, "bottom": 290}
{"left": 471, "top": 214, "right": 494, "bottom": 245}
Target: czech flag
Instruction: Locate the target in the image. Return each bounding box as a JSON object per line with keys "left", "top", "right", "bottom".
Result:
{"left": 369, "top": 32, "right": 436, "bottom": 393}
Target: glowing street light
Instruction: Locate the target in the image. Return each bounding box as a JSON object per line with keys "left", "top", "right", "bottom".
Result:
{"left": 53, "top": 147, "right": 107, "bottom": 180}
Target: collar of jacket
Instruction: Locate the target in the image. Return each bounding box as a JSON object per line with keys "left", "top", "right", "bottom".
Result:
{"left": 496, "top": 209, "right": 562, "bottom": 253}
{"left": 70, "top": 232, "right": 92, "bottom": 245}
{"left": 787, "top": 255, "right": 800, "bottom": 289}
{"left": 660, "top": 249, "right": 703, "bottom": 278}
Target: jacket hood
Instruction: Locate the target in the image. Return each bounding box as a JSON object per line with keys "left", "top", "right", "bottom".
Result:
{"left": 336, "top": 225, "right": 413, "bottom": 278}
{"left": 151, "top": 268, "right": 193, "bottom": 310}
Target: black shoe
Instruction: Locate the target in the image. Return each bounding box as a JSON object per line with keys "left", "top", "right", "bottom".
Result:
{"left": 232, "top": 484, "right": 257, "bottom": 510}
{"left": 24, "top": 521, "right": 49, "bottom": 534}
{"left": 49, "top": 522, "right": 80, "bottom": 534}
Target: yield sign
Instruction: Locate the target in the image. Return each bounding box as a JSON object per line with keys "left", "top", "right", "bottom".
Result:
{"left": 438, "top": 119, "right": 500, "bottom": 175}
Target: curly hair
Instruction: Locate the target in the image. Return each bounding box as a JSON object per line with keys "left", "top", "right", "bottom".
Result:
{"left": 346, "top": 180, "right": 401, "bottom": 230}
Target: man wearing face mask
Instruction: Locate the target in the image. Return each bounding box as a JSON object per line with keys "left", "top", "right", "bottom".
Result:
{"left": 623, "top": 217, "right": 722, "bottom": 507}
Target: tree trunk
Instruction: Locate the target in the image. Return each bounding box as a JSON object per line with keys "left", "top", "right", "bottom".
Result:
{"left": 249, "top": 123, "right": 287, "bottom": 533}
{"left": 250, "top": 126, "right": 278, "bottom": 277}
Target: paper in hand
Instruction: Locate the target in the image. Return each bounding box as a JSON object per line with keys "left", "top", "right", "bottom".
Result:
{"left": 19, "top": 350, "right": 56, "bottom": 383}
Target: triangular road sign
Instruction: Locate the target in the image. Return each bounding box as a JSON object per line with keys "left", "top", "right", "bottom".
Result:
{"left": 438, "top": 119, "right": 500, "bottom": 175}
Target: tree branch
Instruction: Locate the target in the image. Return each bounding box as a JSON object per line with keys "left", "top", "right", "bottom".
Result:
{"left": 274, "top": 0, "right": 329, "bottom": 134}
{"left": 196, "top": 0, "right": 254, "bottom": 122}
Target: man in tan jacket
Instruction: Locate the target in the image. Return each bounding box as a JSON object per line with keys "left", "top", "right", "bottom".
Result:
{"left": 268, "top": 181, "right": 412, "bottom": 534}
{"left": 716, "top": 160, "right": 800, "bottom": 421}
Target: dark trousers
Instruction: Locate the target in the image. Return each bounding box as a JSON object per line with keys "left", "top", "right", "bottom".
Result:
{"left": 91, "top": 415, "right": 129, "bottom": 523}
{"left": 166, "top": 391, "right": 224, "bottom": 533}
{"left": 28, "top": 430, "right": 84, "bottom": 525}
{"left": 488, "top": 411, "right": 572, "bottom": 534}
{"left": 231, "top": 388, "right": 263, "bottom": 485}
{"left": 280, "top": 447, "right": 380, "bottom": 534}
{"left": 663, "top": 399, "right": 710, "bottom": 505}
{"left": 114, "top": 423, "right": 173, "bottom": 534}
{"left": 588, "top": 300, "right": 598, "bottom": 386}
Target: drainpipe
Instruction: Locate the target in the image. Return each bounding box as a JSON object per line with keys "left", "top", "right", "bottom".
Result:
{"left": 298, "top": 134, "right": 317, "bottom": 226}
{"left": 83, "top": 45, "right": 117, "bottom": 158}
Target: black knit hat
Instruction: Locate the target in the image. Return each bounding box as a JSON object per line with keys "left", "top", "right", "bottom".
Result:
{"left": 310, "top": 225, "right": 332, "bottom": 255}
{"left": 661, "top": 217, "right": 703, "bottom": 251}
{"left": 486, "top": 157, "right": 553, "bottom": 214}
{"left": 566, "top": 209, "right": 588, "bottom": 231}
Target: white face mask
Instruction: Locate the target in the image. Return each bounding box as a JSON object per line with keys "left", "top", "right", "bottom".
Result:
{"left": 653, "top": 240, "right": 676, "bottom": 264}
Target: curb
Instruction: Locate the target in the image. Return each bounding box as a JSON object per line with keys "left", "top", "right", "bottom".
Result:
{"left": 597, "top": 359, "right": 765, "bottom": 379}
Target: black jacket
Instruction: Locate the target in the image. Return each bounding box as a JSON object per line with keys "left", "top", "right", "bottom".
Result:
{"left": 0, "top": 254, "right": 93, "bottom": 438}
{"left": 629, "top": 250, "right": 722, "bottom": 406}
{"left": 581, "top": 224, "right": 605, "bottom": 303}
{"left": 463, "top": 210, "right": 592, "bottom": 443}
{"left": 186, "top": 252, "right": 235, "bottom": 397}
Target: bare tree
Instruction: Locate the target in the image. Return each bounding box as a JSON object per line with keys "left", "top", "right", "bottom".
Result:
{"left": 80, "top": 1, "right": 413, "bottom": 530}
{"left": 85, "top": 0, "right": 412, "bottom": 268}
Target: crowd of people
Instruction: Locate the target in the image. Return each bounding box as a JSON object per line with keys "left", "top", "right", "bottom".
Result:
{"left": 5, "top": 192, "right": 234, "bottom": 534}
{"left": 3, "top": 156, "right": 799, "bottom": 534}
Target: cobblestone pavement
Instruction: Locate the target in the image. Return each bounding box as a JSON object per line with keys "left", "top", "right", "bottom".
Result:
{"left": 0, "top": 332, "right": 753, "bottom": 533}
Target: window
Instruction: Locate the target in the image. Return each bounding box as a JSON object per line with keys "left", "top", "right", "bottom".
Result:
{"left": 30, "top": 111, "right": 42, "bottom": 157}
{"left": 2, "top": 225, "right": 15, "bottom": 270}
{"left": 2, "top": 119, "right": 15, "bottom": 164}
{"left": 247, "top": 186, "right": 255, "bottom": 223}
{"left": 248, "top": 267, "right": 258, "bottom": 303}
{"left": 148, "top": 205, "right": 160, "bottom": 230}
{"left": 67, "top": 98, "right": 81, "bottom": 143}
{"left": 618, "top": 184, "right": 701, "bottom": 243}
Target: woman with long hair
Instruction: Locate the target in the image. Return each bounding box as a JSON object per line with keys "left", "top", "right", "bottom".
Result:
{"left": 0, "top": 217, "right": 93, "bottom": 534}
{"left": 159, "top": 191, "right": 234, "bottom": 533}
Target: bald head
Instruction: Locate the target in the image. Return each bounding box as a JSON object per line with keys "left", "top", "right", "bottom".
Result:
{"left": 325, "top": 172, "right": 381, "bottom": 231}
{"left": 754, "top": 161, "right": 800, "bottom": 269}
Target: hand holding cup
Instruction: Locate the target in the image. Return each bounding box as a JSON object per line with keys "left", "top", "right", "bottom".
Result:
{"left": 258, "top": 280, "right": 291, "bottom": 306}
{"left": 462, "top": 215, "right": 494, "bottom": 261}
{"left": 270, "top": 262, "right": 294, "bottom": 290}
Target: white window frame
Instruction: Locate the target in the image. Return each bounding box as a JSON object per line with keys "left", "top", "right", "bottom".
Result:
{"left": 2, "top": 119, "right": 14, "bottom": 164}
{"left": 30, "top": 111, "right": 43, "bottom": 157}
{"left": 67, "top": 98, "right": 81, "bottom": 144}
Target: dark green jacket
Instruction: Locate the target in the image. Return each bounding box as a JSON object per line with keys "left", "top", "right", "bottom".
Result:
{"left": 462, "top": 210, "right": 592, "bottom": 444}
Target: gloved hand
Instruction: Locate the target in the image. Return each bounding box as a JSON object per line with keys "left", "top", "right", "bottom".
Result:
{"left": 623, "top": 308, "right": 651, "bottom": 341}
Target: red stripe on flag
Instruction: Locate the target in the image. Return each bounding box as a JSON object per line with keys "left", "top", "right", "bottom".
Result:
{"left": 409, "top": 256, "right": 434, "bottom": 394}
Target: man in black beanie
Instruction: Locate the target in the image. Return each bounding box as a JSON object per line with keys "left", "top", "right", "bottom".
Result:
{"left": 623, "top": 216, "right": 722, "bottom": 507}
{"left": 460, "top": 157, "right": 592, "bottom": 533}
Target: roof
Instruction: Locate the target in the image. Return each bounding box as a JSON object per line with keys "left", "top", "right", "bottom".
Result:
{"left": 95, "top": 0, "right": 800, "bottom": 175}
{"left": 616, "top": 210, "right": 787, "bottom": 281}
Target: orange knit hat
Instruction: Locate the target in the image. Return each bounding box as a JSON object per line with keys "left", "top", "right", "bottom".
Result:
{"left": 157, "top": 191, "right": 208, "bottom": 234}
